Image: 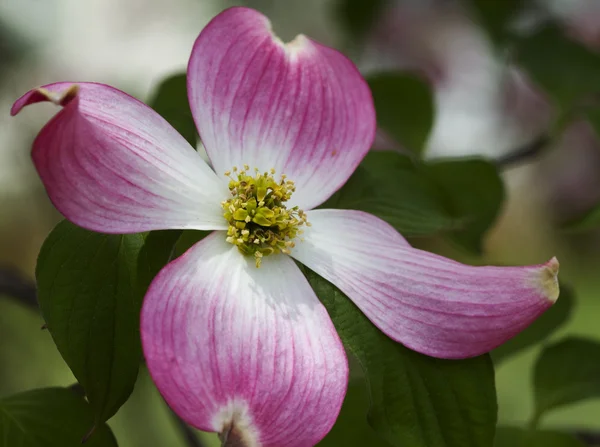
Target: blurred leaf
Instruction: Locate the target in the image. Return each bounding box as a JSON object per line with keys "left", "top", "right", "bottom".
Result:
{"left": 306, "top": 269, "right": 497, "bottom": 447}
{"left": 470, "top": 0, "right": 522, "bottom": 45}
{"left": 585, "top": 106, "right": 600, "bottom": 141}
{"left": 495, "top": 427, "right": 585, "bottom": 447}
{"left": 492, "top": 284, "right": 574, "bottom": 364}
{"left": 334, "top": 0, "right": 389, "bottom": 44}
{"left": 367, "top": 73, "right": 434, "bottom": 155}
{"left": 561, "top": 201, "right": 600, "bottom": 232}
{"left": 148, "top": 73, "right": 197, "bottom": 147}
{"left": 532, "top": 337, "right": 600, "bottom": 425}
{"left": 0, "top": 20, "right": 35, "bottom": 87}
{"left": 0, "top": 387, "right": 117, "bottom": 447}
{"left": 137, "top": 230, "right": 182, "bottom": 296}
{"left": 318, "top": 382, "right": 392, "bottom": 446}
{"left": 424, "top": 158, "right": 505, "bottom": 254}
{"left": 516, "top": 25, "right": 600, "bottom": 110}
{"left": 323, "top": 152, "right": 459, "bottom": 237}
{"left": 36, "top": 221, "right": 145, "bottom": 422}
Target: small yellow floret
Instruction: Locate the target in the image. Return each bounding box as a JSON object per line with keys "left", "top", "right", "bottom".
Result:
{"left": 222, "top": 166, "right": 308, "bottom": 267}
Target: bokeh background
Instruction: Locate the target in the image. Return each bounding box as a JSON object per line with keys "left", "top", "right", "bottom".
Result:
{"left": 1, "top": 0, "right": 600, "bottom": 445}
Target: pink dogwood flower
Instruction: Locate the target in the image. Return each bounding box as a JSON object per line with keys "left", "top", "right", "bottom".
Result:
{"left": 12, "top": 7, "right": 559, "bottom": 447}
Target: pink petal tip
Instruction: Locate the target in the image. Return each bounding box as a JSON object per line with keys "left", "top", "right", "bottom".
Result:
{"left": 11, "top": 84, "right": 80, "bottom": 116}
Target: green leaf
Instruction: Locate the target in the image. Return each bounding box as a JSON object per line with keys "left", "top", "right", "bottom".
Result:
{"left": 137, "top": 230, "right": 182, "bottom": 296}
{"left": 469, "top": 0, "right": 521, "bottom": 46}
{"left": 174, "top": 230, "right": 211, "bottom": 257}
{"left": 36, "top": 220, "right": 145, "bottom": 422}
{"left": 532, "top": 337, "right": 600, "bottom": 424}
{"left": 0, "top": 388, "right": 117, "bottom": 447}
{"left": 492, "top": 284, "right": 574, "bottom": 364}
{"left": 136, "top": 229, "right": 211, "bottom": 300}
{"left": 561, "top": 201, "right": 600, "bottom": 232}
{"left": 148, "top": 73, "right": 197, "bottom": 147}
{"left": 367, "top": 73, "right": 434, "bottom": 155}
{"left": 324, "top": 153, "right": 503, "bottom": 252}
{"left": 516, "top": 25, "right": 600, "bottom": 110}
{"left": 305, "top": 269, "right": 498, "bottom": 447}
{"left": 323, "top": 151, "right": 459, "bottom": 237}
{"left": 424, "top": 158, "right": 504, "bottom": 254}
{"left": 495, "top": 427, "right": 585, "bottom": 447}
{"left": 318, "top": 382, "right": 392, "bottom": 446}
{"left": 334, "top": 0, "right": 389, "bottom": 44}
{"left": 137, "top": 229, "right": 211, "bottom": 298}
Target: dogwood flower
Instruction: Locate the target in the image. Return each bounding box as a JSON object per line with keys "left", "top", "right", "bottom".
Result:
{"left": 12, "top": 7, "right": 559, "bottom": 447}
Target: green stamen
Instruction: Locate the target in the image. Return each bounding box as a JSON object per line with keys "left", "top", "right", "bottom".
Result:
{"left": 222, "top": 166, "right": 308, "bottom": 267}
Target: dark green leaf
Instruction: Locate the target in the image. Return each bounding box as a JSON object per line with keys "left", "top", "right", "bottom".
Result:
{"left": 137, "top": 229, "right": 211, "bottom": 297}
{"left": 492, "top": 285, "right": 574, "bottom": 364}
{"left": 0, "top": 388, "right": 117, "bottom": 447}
{"left": 324, "top": 153, "right": 503, "bottom": 252}
{"left": 36, "top": 220, "right": 145, "bottom": 422}
{"left": 424, "top": 158, "right": 504, "bottom": 254}
{"left": 367, "top": 73, "right": 434, "bottom": 155}
{"left": 305, "top": 269, "right": 497, "bottom": 447}
{"left": 137, "top": 230, "right": 182, "bottom": 296}
{"left": 148, "top": 73, "right": 197, "bottom": 147}
{"left": 533, "top": 337, "right": 600, "bottom": 424}
{"left": 323, "top": 151, "right": 459, "bottom": 237}
{"left": 469, "top": 0, "right": 522, "bottom": 45}
{"left": 174, "top": 230, "right": 211, "bottom": 257}
{"left": 516, "top": 25, "right": 600, "bottom": 110}
{"left": 334, "top": 0, "right": 389, "bottom": 44}
{"left": 318, "top": 382, "right": 392, "bottom": 446}
{"left": 495, "top": 427, "right": 585, "bottom": 447}
{"left": 561, "top": 201, "right": 600, "bottom": 232}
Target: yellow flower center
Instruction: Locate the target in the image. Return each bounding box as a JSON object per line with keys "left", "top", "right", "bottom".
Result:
{"left": 222, "top": 165, "right": 309, "bottom": 267}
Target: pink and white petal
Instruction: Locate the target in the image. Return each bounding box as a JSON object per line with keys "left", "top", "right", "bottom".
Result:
{"left": 141, "top": 232, "right": 348, "bottom": 447}
{"left": 188, "top": 7, "right": 376, "bottom": 210}
{"left": 12, "top": 83, "right": 229, "bottom": 233}
{"left": 291, "top": 209, "right": 560, "bottom": 359}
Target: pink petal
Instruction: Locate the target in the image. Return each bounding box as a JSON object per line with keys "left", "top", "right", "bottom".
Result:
{"left": 291, "top": 209, "right": 560, "bottom": 359}
{"left": 141, "top": 232, "right": 348, "bottom": 446}
{"left": 12, "top": 83, "right": 229, "bottom": 233}
{"left": 187, "top": 7, "right": 376, "bottom": 210}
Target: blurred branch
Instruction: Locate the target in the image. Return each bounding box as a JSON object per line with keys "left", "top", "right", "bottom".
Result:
{"left": 495, "top": 134, "right": 551, "bottom": 169}
{"left": 575, "top": 430, "right": 600, "bottom": 447}
{"left": 0, "top": 266, "right": 37, "bottom": 309}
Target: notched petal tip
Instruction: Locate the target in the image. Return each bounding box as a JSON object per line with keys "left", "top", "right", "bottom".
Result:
{"left": 282, "top": 34, "right": 312, "bottom": 57}
{"left": 11, "top": 84, "right": 79, "bottom": 116}
{"left": 243, "top": 6, "right": 311, "bottom": 57}
{"left": 214, "top": 401, "right": 258, "bottom": 447}
{"left": 537, "top": 256, "right": 560, "bottom": 303}
{"left": 219, "top": 423, "right": 257, "bottom": 447}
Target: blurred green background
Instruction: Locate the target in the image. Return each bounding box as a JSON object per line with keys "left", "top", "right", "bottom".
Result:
{"left": 1, "top": 0, "right": 600, "bottom": 446}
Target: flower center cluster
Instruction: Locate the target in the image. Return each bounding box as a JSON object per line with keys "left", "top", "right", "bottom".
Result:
{"left": 222, "top": 165, "right": 308, "bottom": 267}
